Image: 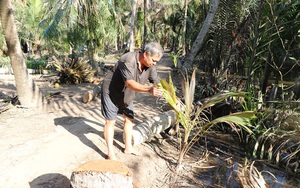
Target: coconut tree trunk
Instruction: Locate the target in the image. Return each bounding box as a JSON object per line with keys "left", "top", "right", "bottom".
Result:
{"left": 132, "top": 110, "right": 177, "bottom": 146}
{"left": 182, "top": 0, "right": 220, "bottom": 70}
{"left": 129, "top": 0, "right": 137, "bottom": 52}
{"left": 181, "top": 0, "right": 188, "bottom": 56}
{"left": 143, "top": 0, "right": 148, "bottom": 47}
{"left": 0, "top": 0, "right": 34, "bottom": 106}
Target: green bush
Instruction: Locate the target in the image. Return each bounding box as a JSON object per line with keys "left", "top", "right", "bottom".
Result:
{"left": 26, "top": 58, "right": 47, "bottom": 70}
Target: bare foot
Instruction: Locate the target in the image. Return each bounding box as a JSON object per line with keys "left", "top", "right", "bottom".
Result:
{"left": 124, "top": 149, "right": 141, "bottom": 156}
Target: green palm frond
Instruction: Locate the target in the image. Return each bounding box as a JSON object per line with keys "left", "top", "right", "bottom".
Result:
{"left": 196, "top": 91, "right": 248, "bottom": 115}
{"left": 185, "top": 111, "right": 256, "bottom": 154}
{"left": 43, "top": 8, "right": 65, "bottom": 40}
{"left": 159, "top": 77, "right": 179, "bottom": 112}
{"left": 204, "top": 111, "right": 255, "bottom": 134}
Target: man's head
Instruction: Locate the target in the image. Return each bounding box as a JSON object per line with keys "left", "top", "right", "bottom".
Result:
{"left": 142, "top": 42, "right": 164, "bottom": 67}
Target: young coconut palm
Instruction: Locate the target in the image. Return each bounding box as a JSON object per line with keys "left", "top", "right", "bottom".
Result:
{"left": 158, "top": 69, "right": 256, "bottom": 167}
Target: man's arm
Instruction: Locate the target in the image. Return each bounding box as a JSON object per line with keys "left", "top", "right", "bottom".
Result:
{"left": 125, "top": 79, "right": 162, "bottom": 97}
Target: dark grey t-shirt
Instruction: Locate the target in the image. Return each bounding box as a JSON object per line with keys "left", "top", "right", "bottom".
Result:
{"left": 102, "top": 51, "right": 160, "bottom": 110}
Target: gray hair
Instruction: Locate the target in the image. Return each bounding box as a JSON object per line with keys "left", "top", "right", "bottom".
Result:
{"left": 143, "top": 42, "right": 164, "bottom": 57}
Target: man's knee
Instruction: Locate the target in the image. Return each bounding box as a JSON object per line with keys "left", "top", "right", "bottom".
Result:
{"left": 105, "top": 120, "right": 116, "bottom": 127}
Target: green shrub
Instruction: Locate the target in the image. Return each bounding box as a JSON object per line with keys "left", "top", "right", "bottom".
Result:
{"left": 26, "top": 58, "right": 47, "bottom": 70}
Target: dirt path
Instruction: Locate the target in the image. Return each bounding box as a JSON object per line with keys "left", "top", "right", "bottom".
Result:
{"left": 0, "top": 55, "right": 176, "bottom": 188}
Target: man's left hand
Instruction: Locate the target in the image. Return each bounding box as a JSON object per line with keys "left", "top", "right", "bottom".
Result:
{"left": 148, "top": 86, "right": 163, "bottom": 97}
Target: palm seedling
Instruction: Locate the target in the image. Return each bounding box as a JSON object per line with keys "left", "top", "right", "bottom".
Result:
{"left": 158, "top": 69, "right": 256, "bottom": 168}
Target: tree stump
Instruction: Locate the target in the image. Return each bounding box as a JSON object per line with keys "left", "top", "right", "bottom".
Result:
{"left": 70, "top": 160, "right": 133, "bottom": 188}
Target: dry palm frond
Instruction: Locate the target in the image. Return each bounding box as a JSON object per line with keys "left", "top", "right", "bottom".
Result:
{"left": 49, "top": 54, "right": 95, "bottom": 84}
{"left": 281, "top": 141, "right": 300, "bottom": 172}
{"left": 236, "top": 160, "right": 269, "bottom": 188}
{"left": 251, "top": 128, "right": 300, "bottom": 173}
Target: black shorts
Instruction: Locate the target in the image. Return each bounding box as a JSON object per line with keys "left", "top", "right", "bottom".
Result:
{"left": 101, "top": 92, "right": 134, "bottom": 120}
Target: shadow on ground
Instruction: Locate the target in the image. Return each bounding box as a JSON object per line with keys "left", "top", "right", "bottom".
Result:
{"left": 29, "top": 173, "right": 70, "bottom": 188}
{"left": 54, "top": 116, "right": 107, "bottom": 158}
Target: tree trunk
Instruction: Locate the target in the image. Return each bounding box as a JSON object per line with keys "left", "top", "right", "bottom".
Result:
{"left": 0, "top": 0, "right": 35, "bottom": 106}
{"left": 70, "top": 160, "right": 133, "bottom": 188}
{"left": 143, "top": 0, "right": 148, "bottom": 47}
{"left": 87, "top": 41, "right": 101, "bottom": 76}
{"left": 182, "top": 0, "right": 220, "bottom": 70}
{"left": 181, "top": 0, "right": 188, "bottom": 56}
{"left": 82, "top": 82, "right": 102, "bottom": 103}
{"left": 129, "top": 0, "right": 137, "bottom": 52}
{"left": 132, "top": 110, "right": 177, "bottom": 146}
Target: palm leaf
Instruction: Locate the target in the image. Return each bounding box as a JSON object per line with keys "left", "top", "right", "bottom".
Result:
{"left": 180, "top": 69, "right": 196, "bottom": 117}
{"left": 196, "top": 111, "right": 255, "bottom": 136}
{"left": 159, "top": 78, "right": 181, "bottom": 113}
{"left": 194, "top": 91, "right": 248, "bottom": 118}
{"left": 167, "top": 74, "right": 178, "bottom": 104}
{"left": 185, "top": 111, "right": 256, "bottom": 154}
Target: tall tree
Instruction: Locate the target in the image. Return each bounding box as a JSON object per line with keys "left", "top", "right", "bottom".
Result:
{"left": 129, "top": 0, "right": 138, "bottom": 52}
{"left": 143, "top": 0, "right": 148, "bottom": 47}
{"left": 0, "top": 0, "right": 34, "bottom": 106}
{"left": 181, "top": 0, "right": 188, "bottom": 55}
{"left": 182, "top": 0, "right": 220, "bottom": 69}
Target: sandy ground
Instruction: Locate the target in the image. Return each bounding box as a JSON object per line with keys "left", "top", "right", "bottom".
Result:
{"left": 0, "top": 56, "right": 178, "bottom": 188}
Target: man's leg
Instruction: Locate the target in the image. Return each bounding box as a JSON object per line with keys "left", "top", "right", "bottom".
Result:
{"left": 123, "top": 115, "right": 134, "bottom": 153}
{"left": 123, "top": 115, "right": 140, "bottom": 155}
{"left": 104, "top": 119, "right": 117, "bottom": 160}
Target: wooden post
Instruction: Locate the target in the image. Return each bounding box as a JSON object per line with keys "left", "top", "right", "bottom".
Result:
{"left": 132, "top": 110, "right": 177, "bottom": 146}
{"left": 70, "top": 160, "right": 133, "bottom": 188}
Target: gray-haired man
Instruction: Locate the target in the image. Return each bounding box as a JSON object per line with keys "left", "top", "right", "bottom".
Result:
{"left": 101, "top": 42, "right": 164, "bottom": 160}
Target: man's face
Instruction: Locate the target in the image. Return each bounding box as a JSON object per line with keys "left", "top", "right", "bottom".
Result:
{"left": 144, "top": 52, "right": 162, "bottom": 67}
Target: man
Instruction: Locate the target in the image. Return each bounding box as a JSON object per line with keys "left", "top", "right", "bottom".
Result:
{"left": 101, "top": 42, "right": 164, "bottom": 160}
